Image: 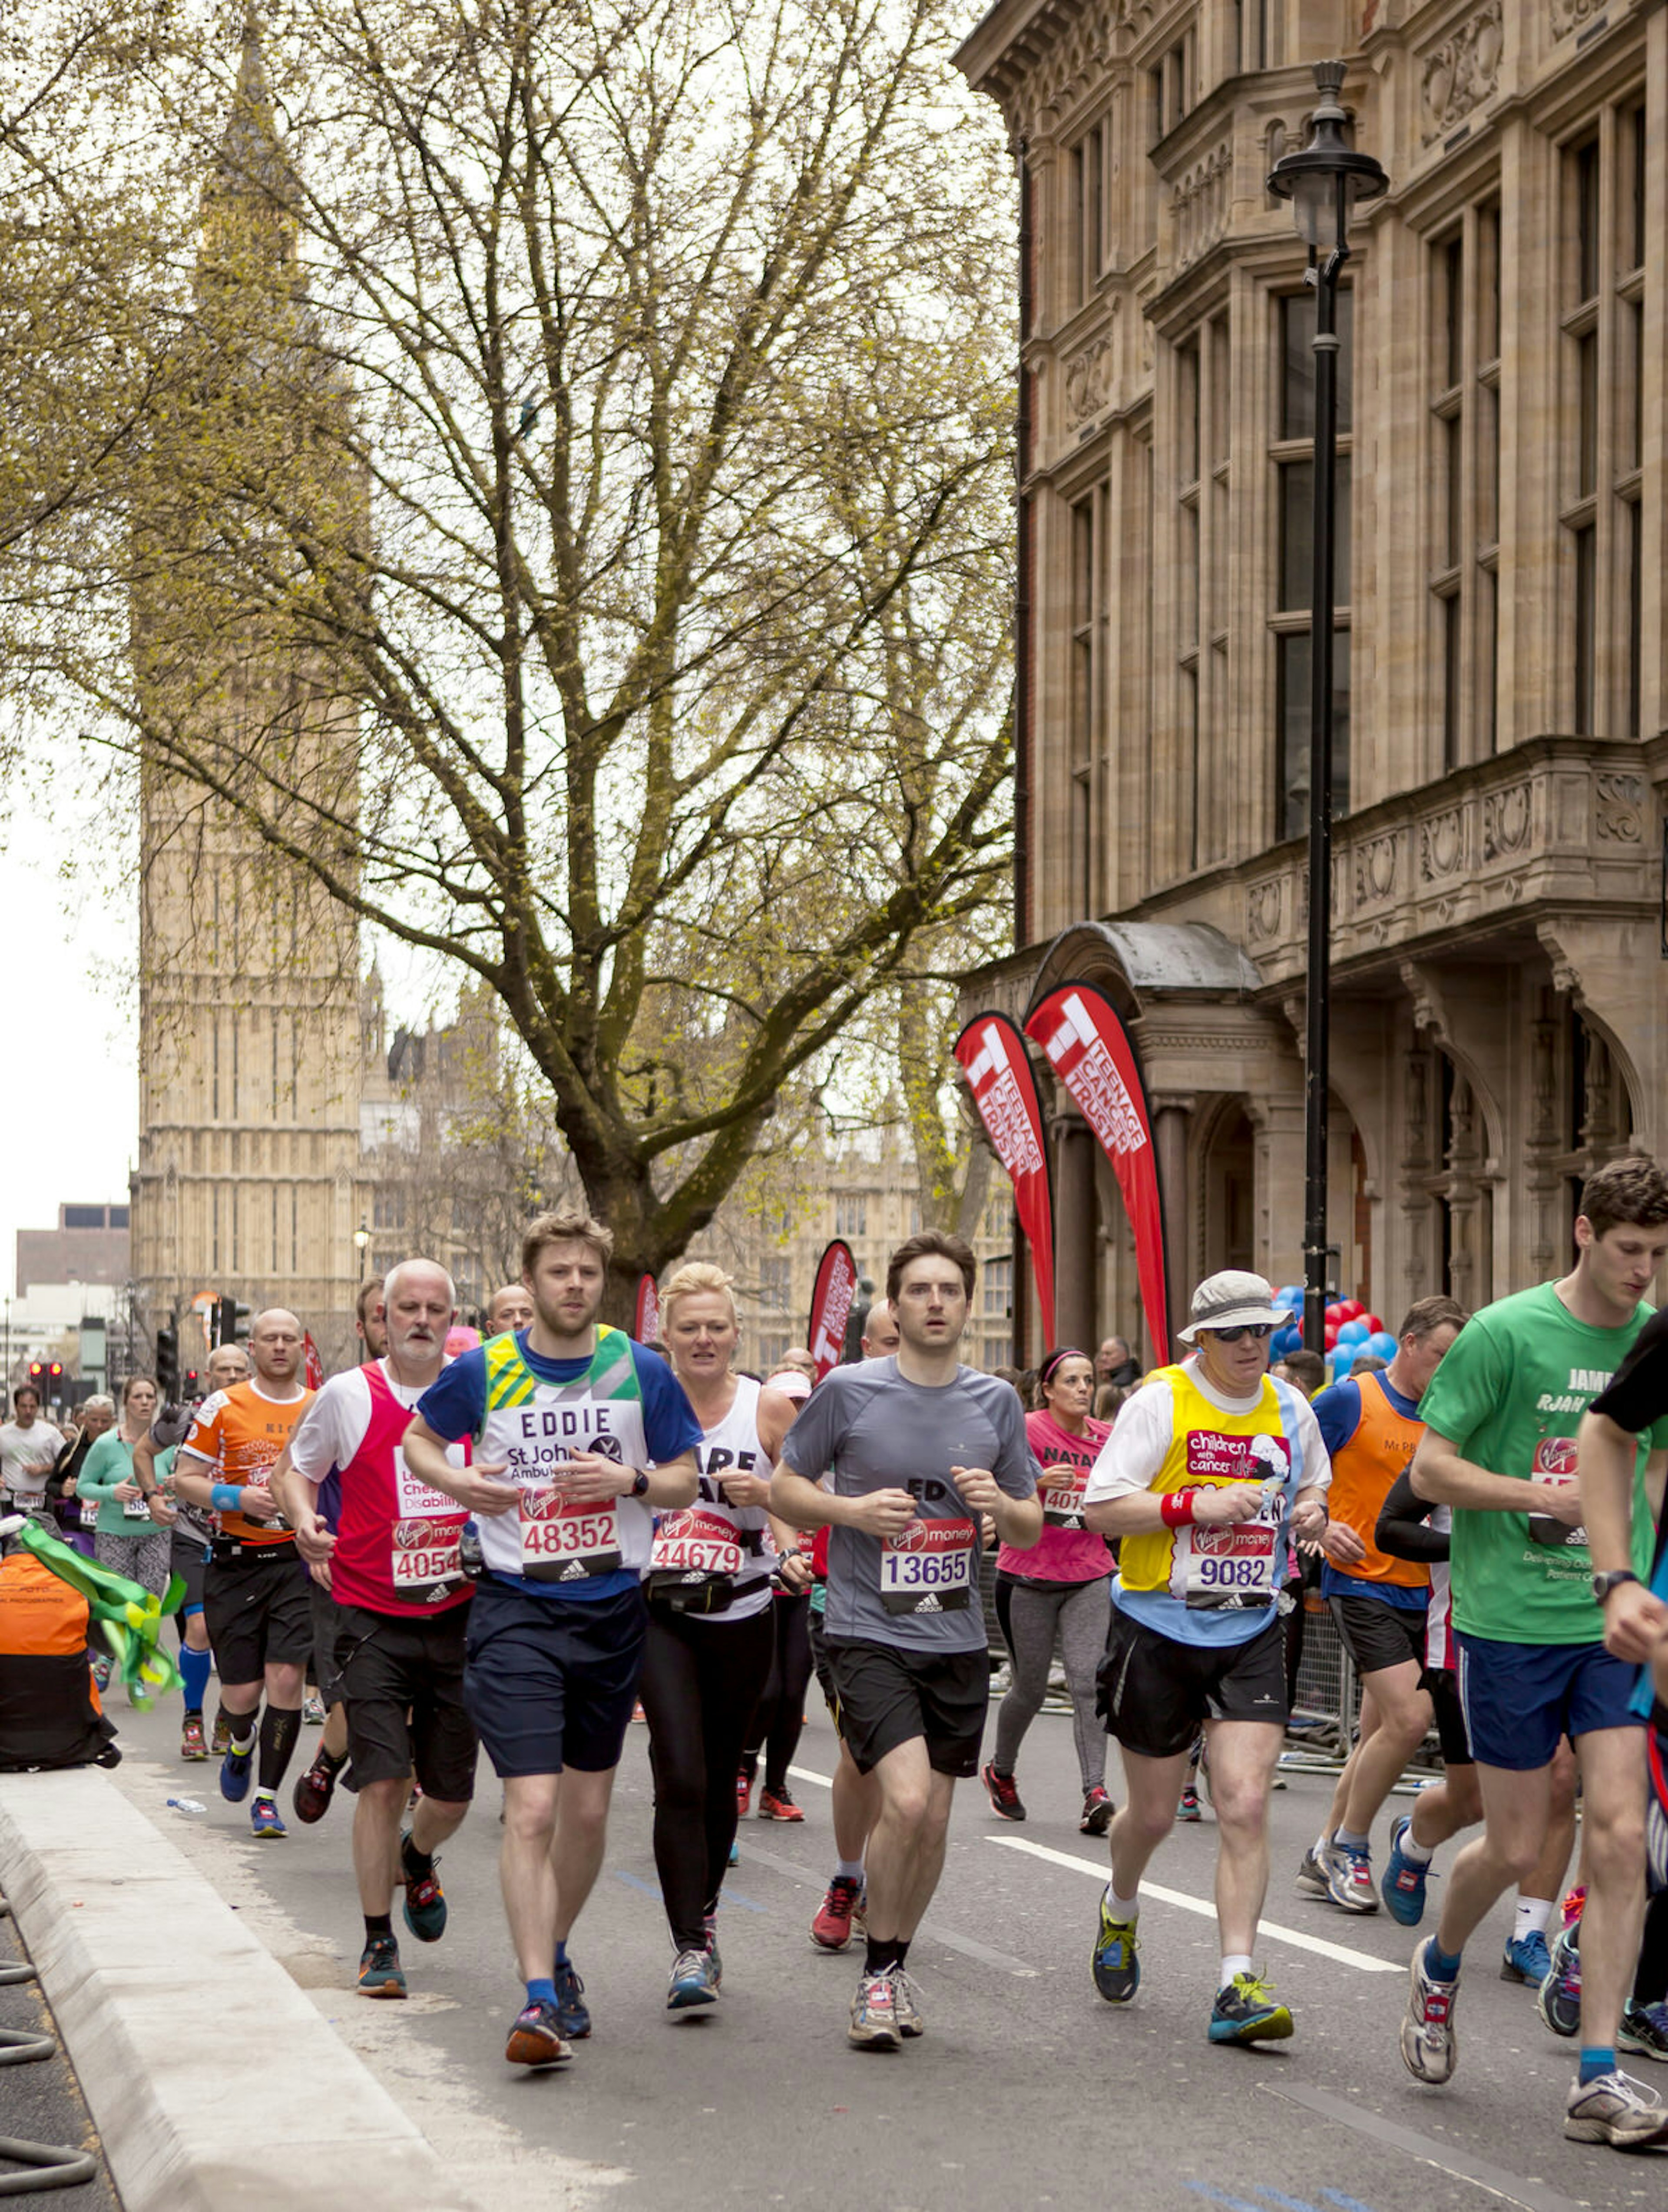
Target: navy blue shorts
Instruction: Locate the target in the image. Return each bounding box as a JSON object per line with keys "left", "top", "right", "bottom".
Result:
{"left": 463, "top": 1576, "right": 647, "bottom": 1778}
{"left": 1455, "top": 1630, "right": 1645, "bottom": 1771}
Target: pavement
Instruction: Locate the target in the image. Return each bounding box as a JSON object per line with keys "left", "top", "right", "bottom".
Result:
{"left": 0, "top": 1891, "right": 118, "bottom": 2210}
{"left": 10, "top": 1688, "right": 1668, "bottom": 2212}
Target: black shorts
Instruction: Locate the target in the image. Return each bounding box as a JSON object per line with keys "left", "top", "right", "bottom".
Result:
{"left": 310, "top": 1579, "right": 347, "bottom": 1709}
{"left": 1328, "top": 1594, "right": 1428, "bottom": 1678}
{"left": 170, "top": 1531, "right": 208, "bottom": 1618}
{"left": 808, "top": 1611, "right": 841, "bottom": 1729}
{"left": 823, "top": 1640, "right": 989, "bottom": 1779}
{"left": 1098, "top": 1609, "right": 1287, "bottom": 1759}
{"left": 1423, "top": 1664, "right": 1472, "bottom": 1767}
{"left": 332, "top": 1602, "right": 478, "bottom": 1801}
{"left": 463, "top": 1576, "right": 647, "bottom": 1779}
{"left": 203, "top": 1544, "right": 314, "bottom": 1685}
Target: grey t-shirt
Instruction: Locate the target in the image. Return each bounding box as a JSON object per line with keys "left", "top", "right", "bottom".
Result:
{"left": 778, "top": 1358, "right": 1037, "bottom": 1653}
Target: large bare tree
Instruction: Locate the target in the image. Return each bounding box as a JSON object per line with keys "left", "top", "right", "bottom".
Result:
{"left": 8, "top": 0, "right": 1015, "bottom": 1313}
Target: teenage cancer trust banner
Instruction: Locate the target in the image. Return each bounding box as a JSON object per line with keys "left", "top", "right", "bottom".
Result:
{"left": 952, "top": 1012, "right": 1056, "bottom": 1349}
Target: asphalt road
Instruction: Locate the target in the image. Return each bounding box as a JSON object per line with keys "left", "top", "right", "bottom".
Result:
{"left": 99, "top": 1685, "right": 1665, "bottom": 2212}
{"left": 0, "top": 1894, "right": 119, "bottom": 2209}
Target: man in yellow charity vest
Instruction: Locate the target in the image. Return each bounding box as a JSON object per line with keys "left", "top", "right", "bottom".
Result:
{"left": 1083, "top": 1270, "right": 1330, "bottom": 2046}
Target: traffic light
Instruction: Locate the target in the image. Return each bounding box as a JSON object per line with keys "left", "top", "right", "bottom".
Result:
{"left": 156, "top": 1325, "right": 179, "bottom": 1401}
{"left": 182, "top": 1367, "right": 201, "bottom": 1397}
{"left": 213, "top": 1297, "right": 252, "bottom": 1349}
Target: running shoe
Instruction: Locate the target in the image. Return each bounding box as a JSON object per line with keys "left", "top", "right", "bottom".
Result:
{"left": 1538, "top": 1922, "right": 1582, "bottom": 2038}
{"left": 981, "top": 1761, "right": 1026, "bottom": 1822}
{"left": 1321, "top": 1840, "right": 1379, "bottom": 1915}
{"left": 219, "top": 1738, "right": 254, "bottom": 1803}
{"left": 1177, "top": 1783, "right": 1201, "bottom": 1822}
{"left": 357, "top": 1933, "right": 407, "bottom": 2000}
{"left": 728, "top": 1837, "right": 739, "bottom": 1866}
{"left": 400, "top": 1835, "right": 447, "bottom": 1943}
{"left": 1294, "top": 1842, "right": 1330, "bottom": 1898}
{"left": 1091, "top": 1894, "right": 1140, "bottom": 2004}
{"left": 302, "top": 1691, "right": 326, "bottom": 1725}
{"left": 1561, "top": 1883, "right": 1587, "bottom": 1927}
{"left": 1648, "top": 1721, "right": 1668, "bottom": 1890}
{"left": 811, "top": 1875, "right": 862, "bottom": 1952}
{"left": 552, "top": 1959, "right": 590, "bottom": 2039}
{"left": 505, "top": 1997, "right": 571, "bottom": 2067}
{"left": 702, "top": 1915, "right": 723, "bottom": 1988}
{"left": 211, "top": 1710, "right": 232, "bottom": 1756}
{"left": 758, "top": 1785, "right": 804, "bottom": 1822}
{"left": 91, "top": 1654, "right": 111, "bottom": 1692}
{"left": 180, "top": 1713, "right": 208, "bottom": 1762}
{"left": 667, "top": 1947, "right": 720, "bottom": 2010}
{"left": 291, "top": 1751, "right": 338, "bottom": 1826}
{"left": 250, "top": 1793, "right": 286, "bottom": 1839}
{"left": 847, "top": 1970, "right": 901, "bottom": 2050}
{"left": 851, "top": 1884, "right": 867, "bottom": 1937}
{"left": 1380, "top": 1815, "right": 1430, "bottom": 1927}
{"left": 1208, "top": 1971, "right": 1293, "bottom": 2046}
{"left": 1562, "top": 2068, "right": 1668, "bottom": 2149}
{"left": 1079, "top": 1785, "right": 1115, "bottom": 1837}
{"left": 1620, "top": 1999, "right": 1668, "bottom": 2063}
{"left": 886, "top": 1964, "right": 924, "bottom": 2039}
{"left": 1500, "top": 1928, "right": 1552, "bottom": 1986}
{"left": 1399, "top": 1941, "right": 1459, "bottom": 2085}
{"left": 735, "top": 1765, "right": 754, "bottom": 1818}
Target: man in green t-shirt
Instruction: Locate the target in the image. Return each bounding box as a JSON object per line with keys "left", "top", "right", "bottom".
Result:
{"left": 1396, "top": 1156, "right": 1668, "bottom": 2151}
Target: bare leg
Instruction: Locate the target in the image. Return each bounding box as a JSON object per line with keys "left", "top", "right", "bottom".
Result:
{"left": 501, "top": 1773, "right": 561, "bottom": 1980}
{"left": 1433, "top": 1761, "right": 1552, "bottom": 1958}
{"left": 1325, "top": 1682, "right": 1380, "bottom": 1838}
{"left": 551, "top": 1765, "right": 617, "bottom": 1944}
{"left": 1107, "top": 1744, "right": 1192, "bottom": 1901}
{"left": 353, "top": 1777, "right": 468, "bottom": 1915}
{"left": 1569, "top": 1727, "right": 1649, "bottom": 2053}
{"left": 1342, "top": 1660, "right": 1433, "bottom": 1839}
{"left": 1409, "top": 1763, "right": 1483, "bottom": 1850}
{"left": 863, "top": 1739, "right": 956, "bottom": 1942}
{"left": 1205, "top": 1720, "right": 1284, "bottom": 1957}
{"left": 832, "top": 1739, "right": 881, "bottom": 1866}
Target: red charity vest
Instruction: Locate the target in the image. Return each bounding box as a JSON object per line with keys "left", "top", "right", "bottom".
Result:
{"left": 329, "top": 1363, "right": 472, "bottom": 1618}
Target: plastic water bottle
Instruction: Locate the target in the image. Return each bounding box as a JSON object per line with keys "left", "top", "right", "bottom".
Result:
{"left": 166, "top": 1797, "right": 206, "bottom": 1815}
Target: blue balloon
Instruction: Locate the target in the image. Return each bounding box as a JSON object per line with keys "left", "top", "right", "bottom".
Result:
{"left": 1337, "top": 1320, "right": 1370, "bottom": 1345}
{"left": 1271, "top": 1325, "right": 1300, "bottom": 1358}
{"left": 1368, "top": 1330, "right": 1398, "bottom": 1357}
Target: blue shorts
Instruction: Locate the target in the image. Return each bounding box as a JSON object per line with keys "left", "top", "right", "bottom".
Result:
{"left": 1455, "top": 1630, "right": 1645, "bottom": 1771}
{"left": 463, "top": 1575, "right": 647, "bottom": 1778}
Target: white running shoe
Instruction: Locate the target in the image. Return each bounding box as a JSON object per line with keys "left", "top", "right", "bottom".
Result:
{"left": 1399, "top": 1943, "right": 1459, "bottom": 2086}
{"left": 1563, "top": 2068, "right": 1668, "bottom": 2148}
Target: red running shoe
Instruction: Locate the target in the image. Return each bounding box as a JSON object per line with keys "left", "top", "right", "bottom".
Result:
{"left": 758, "top": 1785, "right": 803, "bottom": 1822}
{"left": 981, "top": 1761, "right": 1026, "bottom": 1822}
{"left": 811, "top": 1875, "right": 861, "bottom": 1952}
{"left": 291, "top": 1751, "right": 339, "bottom": 1826}
{"left": 736, "top": 1766, "right": 754, "bottom": 1818}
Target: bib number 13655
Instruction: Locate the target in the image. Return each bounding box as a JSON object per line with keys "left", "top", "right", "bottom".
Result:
{"left": 879, "top": 1518, "right": 975, "bottom": 1614}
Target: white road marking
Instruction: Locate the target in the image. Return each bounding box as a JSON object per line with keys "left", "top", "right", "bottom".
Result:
{"left": 786, "top": 1763, "right": 833, "bottom": 1789}
{"left": 986, "top": 1834, "right": 1403, "bottom": 1973}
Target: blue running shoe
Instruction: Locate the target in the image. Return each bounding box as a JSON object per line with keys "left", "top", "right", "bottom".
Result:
{"left": 1501, "top": 1927, "right": 1552, "bottom": 1986}
{"left": 1536, "top": 1922, "right": 1581, "bottom": 2037}
{"left": 1381, "top": 1815, "right": 1430, "bottom": 1927}
{"left": 667, "top": 1947, "right": 720, "bottom": 2011}
{"left": 1091, "top": 1893, "right": 1140, "bottom": 2004}
{"left": 552, "top": 1958, "right": 590, "bottom": 2039}
{"left": 250, "top": 1793, "right": 286, "bottom": 1839}
{"left": 505, "top": 1997, "right": 570, "bottom": 2066}
{"left": 399, "top": 1834, "right": 447, "bottom": 1943}
{"left": 1208, "top": 1971, "right": 1293, "bottom": 2045}
{"left": 219, "top": 1738, "right": 253, "bottom": 1803}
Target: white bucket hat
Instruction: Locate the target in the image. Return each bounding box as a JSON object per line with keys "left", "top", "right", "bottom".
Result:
{"left": 1177, "top": 1270, "right": 1293, "bottom": 1345}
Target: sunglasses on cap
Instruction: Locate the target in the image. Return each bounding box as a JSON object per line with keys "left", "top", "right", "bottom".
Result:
{"left": 1203, "top": 1323, "right": 1274, "bottom": 1344}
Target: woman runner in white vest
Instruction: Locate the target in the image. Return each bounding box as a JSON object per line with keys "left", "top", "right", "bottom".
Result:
{"left": 643, "top": 1263, "right": 802, "bottom": 2011}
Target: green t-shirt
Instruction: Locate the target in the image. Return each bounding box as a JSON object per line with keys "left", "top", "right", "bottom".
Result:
{"left": 1416, "top": 1282, "right": 1668, "bottom": 1646}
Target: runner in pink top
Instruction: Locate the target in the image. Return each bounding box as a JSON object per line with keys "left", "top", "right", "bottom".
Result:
{"left": 983, "top": 1348, "right": 1117, "bottom": 1833}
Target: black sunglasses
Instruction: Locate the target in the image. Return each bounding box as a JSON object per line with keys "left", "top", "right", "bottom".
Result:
{"left": 1203, "top": 1323, "right": 1274, "bottom": 1344}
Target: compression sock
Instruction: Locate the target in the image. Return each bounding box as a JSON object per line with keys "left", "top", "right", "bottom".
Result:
{"left": 835, "top": 1859, "right": 866, "bottom": 1884}
{"left": 864, "top": 1937, "right": 902, "bottom": 1975}
{"left": 554, "top": 1941, "right": 569, "bottom": 1969}
{"left": 1514, "top": 1897, "right": 1553, "bottom": 1941}
{"left": 525, "top": 1977, "right": 558, "bottom": 2007}
{"left": 364, "top": 1912, "right": 393, "bottom": 1943}
{"left": 317, "top": 1742, "right": 348, "bottom": 1777}
{"left": 1220, "top": 1953, "right": 1254, "bottom": 1987}
{"left": 400, "top": 1832, "right": 435, "bottom": 1878}
{"left": 1424, "top": 1936, "right": 1463, "bottom": 1983}
{"left": 1578, "top": 2045, "right": 1617, "bottom": 2084}
{"left": 178, "top": 1644, "right": 213, "bottom": 1713}
{"left": 258, "top": 1704, "right": 302, "bottom": 1792}
{"left": 1335, "top": 1827, "right": 1370, "bottom": 1854}
{"left": 226, "top": 1706, "right": 257, "bottom": 1753}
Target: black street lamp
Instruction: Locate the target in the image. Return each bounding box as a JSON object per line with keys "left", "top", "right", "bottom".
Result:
{"left": 1268, "top": 61, "right": 1388, "bottom": 1356}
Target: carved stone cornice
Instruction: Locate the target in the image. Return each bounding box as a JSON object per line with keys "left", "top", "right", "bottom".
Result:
{"left": 1417, "top": 0, "right": 1503, "bottom": 145}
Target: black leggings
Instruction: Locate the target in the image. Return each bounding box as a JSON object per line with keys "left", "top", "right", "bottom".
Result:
{"left": 741, "top": 1595, "right": 814, "bottom": 1793}
{"left": 1636, "top": 1886, "right": 1668, "bottom": 2008}
{"left": 639, "top": 1602, "right": 775, "bottom": 1951}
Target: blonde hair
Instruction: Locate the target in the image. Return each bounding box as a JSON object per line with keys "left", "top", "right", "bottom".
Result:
{"left": 659, "top": 1261, "right": 739, "bottom": 1332}
{"left": 521, "top": 1208, "right": 614, "bottom": 1277}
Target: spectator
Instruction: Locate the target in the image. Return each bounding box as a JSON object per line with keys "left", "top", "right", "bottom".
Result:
{"left": 1097, "top": 1335, "right": 1141, "bottom": 1390}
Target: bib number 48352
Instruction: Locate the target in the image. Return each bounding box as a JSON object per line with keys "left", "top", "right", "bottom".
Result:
{"left": 518, "top": 1489, "right": 623, "bottom": 1581}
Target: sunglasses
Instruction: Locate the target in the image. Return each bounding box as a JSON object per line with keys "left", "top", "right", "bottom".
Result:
{"left": 1203, "top": 1323, "right": 1274, "bottom": 1344}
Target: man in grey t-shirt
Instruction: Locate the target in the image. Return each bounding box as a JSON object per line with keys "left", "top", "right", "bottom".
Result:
{"left": 773, "top": 1230, "right": 1040, "bottom": 2051}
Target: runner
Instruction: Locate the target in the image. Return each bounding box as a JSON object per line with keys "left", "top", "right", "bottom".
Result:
{"left": 402, "top": 1208, "right": 701, "bottom": 2067}
{"left": 486, "top": 1283, "right": 535, "bottom": 1333}
{"left": 137, "top": 1343, "right": 249, "bottom": 1760}
{"left": 1294, "top": 1298, "right": 1466, "bottom": 1913}
{"left": 0, "top": 1385, "right": 64, "bottom": 1516}
{"left": 1082, "top": 1270, "right": 1330, "bottom": 2045}
{"left": 76, "top": 1379, "right": 169, "bottom": 1628}
{"left": 171, "top": 1310, "right": 314, "bottom": 1838}
{"left": 271, "top": 1260, "right": 476, "bottom": 2000}
{"left": 1399, "top": 1156, "right": 1668, "bottom": 2149}
{"left": 47, "top": 1395, "right": 113, "bottom": 1558}
{"left": 640, "top": 1263, "right": 800, "bottom": 2008}
{"left": 356, "top": 1277, "right": 388, "bottom": 1360}
{"left": 772, "top": 1230, "right": 1041, "bottom": 2049}
{"left": 984, "top": 1346, "right": 1116, "bottom": 1834}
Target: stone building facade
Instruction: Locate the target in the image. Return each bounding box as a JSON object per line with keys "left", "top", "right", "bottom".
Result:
{"left": 955, "top": 0, "right": 1668, "bottom": 1361}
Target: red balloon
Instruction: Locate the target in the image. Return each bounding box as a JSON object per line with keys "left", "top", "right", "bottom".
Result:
{"left": 1324, "top": 1304, "right": 1343, "bottom": 1324}
{"left": 1364, "top": 1314, "right": 1384, "bottom": 1334}
{"left": 1323, "top": 1324, "right": 1339, "bottom": 1350}
{"left": 1337, "top": 1299, "right": 1364, "bottom": 1321}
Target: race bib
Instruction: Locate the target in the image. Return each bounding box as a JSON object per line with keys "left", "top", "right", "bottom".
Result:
{"left": 10, "top": 1485, "right": 45, "bottom": 1513}
{"left": 1039, "top": 1463, "right": 1090, "bottom": 1529}
{"left": 389, "top": 1517, "right": 466, "bottom": 1602}
{"left": 80, "top": 1499, "right": 98, "bottom": 1529}
{"left": 1527, "top": 1443, "right": 1586, "bottom": 1549}
{"left": 879, "top": 1517, "right": 975, "bottom": 1614}
{"left": 1180, "top": 1518, "right": 1278, "bottom": 1608}
{"left": 122, "top": 1492, "right": 151, "bottom": 1521}
{"left": 517, "top": 1486, "right": 623, "bottom": 1581}
{"left": 650, "top": 1507, "right": 745, "bottom": 1580}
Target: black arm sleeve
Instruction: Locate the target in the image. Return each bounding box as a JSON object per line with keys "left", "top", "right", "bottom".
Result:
{"left": 1374, "top": 1468, "right": 1449, "bottom": 1564}
{"left": 1589, "top": 1306, "right": 1668, "bottom": 1436}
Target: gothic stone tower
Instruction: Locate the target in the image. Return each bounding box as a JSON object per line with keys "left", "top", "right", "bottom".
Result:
{"left": 129, "top": 28, "right": 366, "bottom": 1367}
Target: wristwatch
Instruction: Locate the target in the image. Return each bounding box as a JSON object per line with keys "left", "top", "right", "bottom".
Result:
{"left": 629, "top": 1470, "right": 652, "bottom": 1500}
{"left": 1591, "top": 1569, "right": 1640, "bottom": 1605}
